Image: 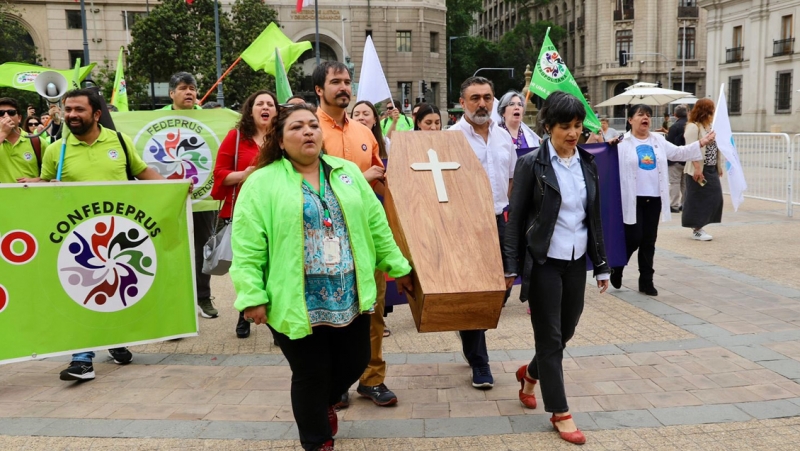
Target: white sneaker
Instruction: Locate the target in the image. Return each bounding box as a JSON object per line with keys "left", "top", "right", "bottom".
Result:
{"left": 692, "top": 229, "right": 713, "bottom": 241}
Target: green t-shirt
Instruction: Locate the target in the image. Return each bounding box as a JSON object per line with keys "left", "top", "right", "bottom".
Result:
{"left": 380, "top": 114, "right": 414, "bottom": 135}
{"left": 40, "top": 126, "right": 148, "bottom": 182}
{"left": 0, "top": 130, "right": 40, "bottom": 183}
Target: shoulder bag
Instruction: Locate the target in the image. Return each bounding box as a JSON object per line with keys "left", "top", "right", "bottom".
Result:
{"left": 202, "top": 130, "right": 240, "bottom": 275}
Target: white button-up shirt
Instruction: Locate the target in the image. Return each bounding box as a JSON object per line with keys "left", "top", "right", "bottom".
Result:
{"left": 546, "top": 141, "right": 588, "bottom": 261}
{"left": 449, "top": 117, "right": 517, "bottom": 215}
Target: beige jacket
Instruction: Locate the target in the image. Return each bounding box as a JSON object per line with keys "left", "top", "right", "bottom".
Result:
{"left": 683, "top": 122, "right": 725, "bottom": 176}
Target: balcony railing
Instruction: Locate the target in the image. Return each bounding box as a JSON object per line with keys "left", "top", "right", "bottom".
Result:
{"left": 577, "top": 16, "right": 584, "bottom": 29}
{"left": 678, "top": 6, "right": 699, "bottom": 18}
{"left": 614, "top": 8, "right": 634, "bottom": 21}
{"left": 726, "top": 46, "right": 744, "bottom": 63}
{"left": 773, "top": 38, "right": 795, "bottom": 56}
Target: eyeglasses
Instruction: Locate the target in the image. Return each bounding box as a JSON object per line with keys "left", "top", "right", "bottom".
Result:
{"left": 0, "top": 110, "right": 18, "bottom": 117}
{"left": 506, "top": 102, "right": 524, "bottom": 107}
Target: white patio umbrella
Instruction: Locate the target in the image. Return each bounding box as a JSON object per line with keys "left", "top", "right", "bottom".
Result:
{"left": 670, "top": 96, "right": 699, "bottom": 105}
{"left": 595, "top": 86, "right": 693, "bottom": 107}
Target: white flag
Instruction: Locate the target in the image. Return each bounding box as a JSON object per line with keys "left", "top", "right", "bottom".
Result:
{"left": 712, "top": 84, "right": 747, "bottom": 211}
{"left": 356, "top": 36, "right": 393, "bottom": 105}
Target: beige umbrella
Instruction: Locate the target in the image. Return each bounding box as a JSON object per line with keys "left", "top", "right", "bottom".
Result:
{"left": 595, "top": 85, "right": 693, "bottom": 107}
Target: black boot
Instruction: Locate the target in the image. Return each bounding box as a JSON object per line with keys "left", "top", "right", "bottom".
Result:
{"left": 638, "top": 281, "right": 658, "bottom": 296}
{"left": 610, "top": 267, "right": 623, "bottom": 289}
{"left": 236, "top": 311, "right": 250, "bottom": 338}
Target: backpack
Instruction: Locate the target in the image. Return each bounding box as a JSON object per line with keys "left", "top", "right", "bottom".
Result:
{"left": 116, "top": 131, "right": 135, "bottom": 180}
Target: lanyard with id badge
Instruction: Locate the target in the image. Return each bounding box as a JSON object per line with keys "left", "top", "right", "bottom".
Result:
{"left": 303, "top": 164, "right": 340, "bottom": 266}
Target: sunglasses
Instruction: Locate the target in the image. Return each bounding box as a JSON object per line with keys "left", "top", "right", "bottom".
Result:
{"left": 28, "top": 122, "right": 40, "bottom": 127}
{"left": 0, "top": 110, "right": 18, "bottom": 117}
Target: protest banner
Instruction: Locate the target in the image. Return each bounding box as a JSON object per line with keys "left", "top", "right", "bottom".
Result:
{"left": 0, "top": 181, "right": 196, "bottom": 364}
{"left": 112, "top": 109, "right": 239, "bottom": 212}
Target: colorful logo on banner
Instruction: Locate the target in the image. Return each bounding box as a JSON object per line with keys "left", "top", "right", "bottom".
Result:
{"left": 13, "top": 71, "right": 40, "bottom": 88}
{"left": 539, "top": 51, "right": 568, "bottom": 83}
{"left": 57, "top": 216, "right": 157, "bottom": 313}
{"left": 0, "top": 229, "right": 39, "bottom": 314}
{"left": 135, "top": 116, "right": 219, "bottom": 203}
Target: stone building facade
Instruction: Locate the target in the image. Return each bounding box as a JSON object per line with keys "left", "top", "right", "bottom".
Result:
{"left": 5, "top": 0, "right": 447, "bottom": 110}
{"left": 700, "top": 0, "right": 799, "bottom": 133}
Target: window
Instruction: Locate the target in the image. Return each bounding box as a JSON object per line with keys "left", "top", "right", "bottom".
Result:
{"left": 365, "top": 29, "right": 373, "bottom": 39}
{"left": 728, "top": 76, "right": 742, "bottom": 115}
{"left": 580, "top": 36, "right": 585, "bottom": 65}
{"left": 430, "top": 82, "right": 439, "bottom": 107}
{"left": 430, "top": 32, "right": 439, "bottom": 53}
{"left": 782, "top": 15, "right": 793, "bottom": 40}
{"left": 396, "top": 31, "right": 411, "bottom": 53}
{"left": 68, "top": 50, "right": 84, "bottom": 68}
{"left": 615, "top": 30, "right": 632, "bottom": 60}
{"left": 123, "top": 11, "right": 147, "bottom": 31}
{"left": 732, "top": 26, "right": 742, "bottom": 48}
{"left": 66, "top": 10, "right": 82, "bottom": 29}
{"left": 673, "top": 82, "right": 696, "bottom": 95}
{"left": 677, "top": 27, "right": 696, "bottom": 59}
{"left": 678, "top": 0, "right": 696, "bottom": 6}
{"left": 776, "top": 71, "right": 792, "bottom": 113}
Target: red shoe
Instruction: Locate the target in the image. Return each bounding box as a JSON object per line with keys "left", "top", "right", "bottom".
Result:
{"left": 550, "top": 414, "right": 586, "bottom": 445}
{"left": 515, "top": 365, "right": 538, "bottom": 409}
{"left": 317, "top": 439, "right": 334, "bottom": 450}
{"left": 327, "top": 406, "right": 338, "bottom": 436}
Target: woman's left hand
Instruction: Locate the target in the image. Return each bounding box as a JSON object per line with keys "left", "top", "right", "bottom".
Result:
{"left": 597, "top": 279, "right": 609, "bottom": 294}
{"left": 395, "top": 273, "right": 415, "bottom": 300}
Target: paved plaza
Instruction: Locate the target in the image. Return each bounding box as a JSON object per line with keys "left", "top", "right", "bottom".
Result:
{"left": 1, "top": 197, "right": 799, "bottom": 450}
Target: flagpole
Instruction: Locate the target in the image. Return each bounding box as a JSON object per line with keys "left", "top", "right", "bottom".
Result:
{"left": 314, "top": 0, "right": 321, "bottom": 66}
{"left": 200, "top": 57, "right": 242, "bottom": 105}
{"left": 145, "top": 0, "right": 156, "bottom": 109}
{"left": 214, "top": 0, "right": 225, "bottom": 107}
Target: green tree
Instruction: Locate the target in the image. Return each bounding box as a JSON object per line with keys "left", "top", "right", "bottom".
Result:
{"left": 0, "top": 1, "right": 45, "bottom": 113}
{"left": 449, "top": 36, "right": 502, "bottom": 104}
{"left": 446, "top": 0, "right": 482, "bottom": 38}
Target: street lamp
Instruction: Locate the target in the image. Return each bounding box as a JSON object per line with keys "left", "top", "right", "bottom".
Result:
{"left": 341, "top": 18, "right": 348, "bottom": 60}
{"left": 448, "top": 36, "right": 467, "bottom": 104}
{"left": 473, "top": 67, "right": 515, "bottom": 78}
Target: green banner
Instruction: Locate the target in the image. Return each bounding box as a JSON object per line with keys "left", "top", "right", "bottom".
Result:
{"left": 0, "top": 62, "right": 95, "bottom": 92}
{"left": 0, "top": 181, "right": 196, "bottom": 364}
{"left": 529, "top": 29, "right": 601, "bottom": 133}
{"left": 112, "top": 109, "right": 239, "bottom": 212}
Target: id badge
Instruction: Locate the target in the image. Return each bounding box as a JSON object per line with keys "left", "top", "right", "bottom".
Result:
{"left": 323, "top": 237, "right": 341, "bottom": 265}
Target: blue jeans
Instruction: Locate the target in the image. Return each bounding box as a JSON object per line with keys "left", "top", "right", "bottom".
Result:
{"left": 72, "top": 352, "right": 95, "bottom": 363}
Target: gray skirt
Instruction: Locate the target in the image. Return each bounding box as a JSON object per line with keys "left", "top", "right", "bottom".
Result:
{"left": 682, "top": 165, "right": 723, "bottom": 229}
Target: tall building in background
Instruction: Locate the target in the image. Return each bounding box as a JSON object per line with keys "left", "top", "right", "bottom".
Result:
{"left": 7, "top": 0, "right": 446, "bottom": 109}
{"left": 700, "top": 0, "right": 798, "bottom": 133}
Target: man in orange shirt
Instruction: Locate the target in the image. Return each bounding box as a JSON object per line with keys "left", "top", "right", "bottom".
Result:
{"left": 313, "top": 61, "right": 396, "bottom": 408}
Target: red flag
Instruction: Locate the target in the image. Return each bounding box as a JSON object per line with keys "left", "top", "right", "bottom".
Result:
{"left": 296, "top": 0, "right": 313, "bottom": 13}
{"left": 186, "top": 0, "right": 194, "bottom": 4}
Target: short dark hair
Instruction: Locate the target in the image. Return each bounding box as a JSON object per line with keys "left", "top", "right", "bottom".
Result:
{"left": 674, "top": 105, "right": 688, "bottom": 118}
{"left": 459, "top": 76, "right": 494, "bottom": 99}
{"left": 201, "top": 101, "right": 221, "bottom": 109}
{"left": 627, "top": 104, "right": 653, "bottom": 119}
{"left": 538, "top": 91, "right": 587, "bottom": 131}
{"left": 169, "top": 72, "right": 197, "bottom": 92}
{"left": 0, "top": 97, "right": 20, "bottom": 113}
{"left": 311, "top": 61, "right": 349, "bottom": 98}
{"left": 63, "top": 88, "right": 104, "bottom": 114}
{"left": 413, "top": 103, "right": 441, "bottom": 130}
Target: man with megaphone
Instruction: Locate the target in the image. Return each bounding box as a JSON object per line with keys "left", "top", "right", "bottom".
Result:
{"left": 0, "top": 97, "right": 44, "bottom": 184}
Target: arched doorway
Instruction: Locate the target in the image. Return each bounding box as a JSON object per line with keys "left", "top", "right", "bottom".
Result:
{"left": 294, "top": 37, "right": 342, "bottom": 101}
{"left": 613, "top": 81, "right": 630, "bottom": 119}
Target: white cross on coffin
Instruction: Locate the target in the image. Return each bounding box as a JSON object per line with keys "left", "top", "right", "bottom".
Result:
{"left": 410, "top": 149, "right": 461, "bottom": 203}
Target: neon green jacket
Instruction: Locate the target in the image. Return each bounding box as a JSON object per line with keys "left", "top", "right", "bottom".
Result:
{"left": 230, "top": 154, "right": 412, "bottom": 339}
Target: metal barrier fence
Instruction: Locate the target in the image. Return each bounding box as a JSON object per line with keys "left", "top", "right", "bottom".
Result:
{"left": 730, "top": 133, "right": 793, "bottom": 217}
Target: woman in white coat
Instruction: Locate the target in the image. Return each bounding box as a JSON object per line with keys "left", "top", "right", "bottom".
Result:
{"left": 610, "top": 104, "right": 716, "bottom": 296}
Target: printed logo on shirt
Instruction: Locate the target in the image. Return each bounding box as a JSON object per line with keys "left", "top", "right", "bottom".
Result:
{"left": 636, "top": 145, "right": 656, "bottom": 171}
{"left": 108, "top": 149, "right": 119, "bottom": 160}
{"left": 339, "top": 174, "right": 353, "bottom": 185}
{"left": 361, "top": 144, "right": 368, "bottom": 152}
{"left": 22, "top": 152, "right": 33, "bottom": 161}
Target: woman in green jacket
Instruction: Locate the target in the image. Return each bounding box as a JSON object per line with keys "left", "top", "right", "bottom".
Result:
{"left": 230, "top": 104, "right": 414, "bottom": 451}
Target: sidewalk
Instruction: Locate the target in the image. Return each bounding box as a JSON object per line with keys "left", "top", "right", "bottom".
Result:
{"left": 1, "top": 197, "right": 799, "bottom": 450}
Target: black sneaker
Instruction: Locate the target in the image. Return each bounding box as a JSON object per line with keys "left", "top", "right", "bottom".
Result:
{"left": 357, "top": 383, "right": 398, "bottom": 406}
{"left": 108, "top": 347, "right": 133, "bottom": 365}
{"left": 236, "top": 312, "right": 250, "bottom": 339}
{"left": 334, "top": 392, "right": 350, "bottom": 410}
{"left": 59, "top": 361, "right": 95, "bottom": 381}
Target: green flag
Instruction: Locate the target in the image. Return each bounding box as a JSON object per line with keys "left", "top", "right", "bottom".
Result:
{"left": 275, "top": 48, "right": 293, "bottom": 103}
{"left": 111, "top": 47, "right": 129, "bottom": 112}
{"left": 529, "top": 28, "right": 601, "bottom": 133}
{"left": 0, "top": 62, "right": 95, "bottom": 93}
{"left": 0, "top": 181, "right": 196, "bottom": 364}
{"left": 240, "top": 22, "right": 311, "bottom": 76}
{"left": 111, "top": 109, "right": 239, "bottom": 212}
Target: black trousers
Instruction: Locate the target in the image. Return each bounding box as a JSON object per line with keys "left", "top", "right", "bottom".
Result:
{"left": 526, "top": 255, "right": 587, "bottom": 413}
{"left": 193, "top": 211, "right": 216, "bottom": 301}
{"left": 271, "top": 314, "right": 371, "bottom": 451}
{"left": 458, "top": 214, "right": 509, "bottom": 368}
{"left": 622, "top": 196, "right": 661, "bottom": 286}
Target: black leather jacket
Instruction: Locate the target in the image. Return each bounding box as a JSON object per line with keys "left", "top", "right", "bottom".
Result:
{"left": 503, "top": 140, "right": 610, "bottom": 297}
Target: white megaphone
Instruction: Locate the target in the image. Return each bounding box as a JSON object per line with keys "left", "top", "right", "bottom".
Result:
{"left": 34, "top": 71, "right": 68, "bottom": 103}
